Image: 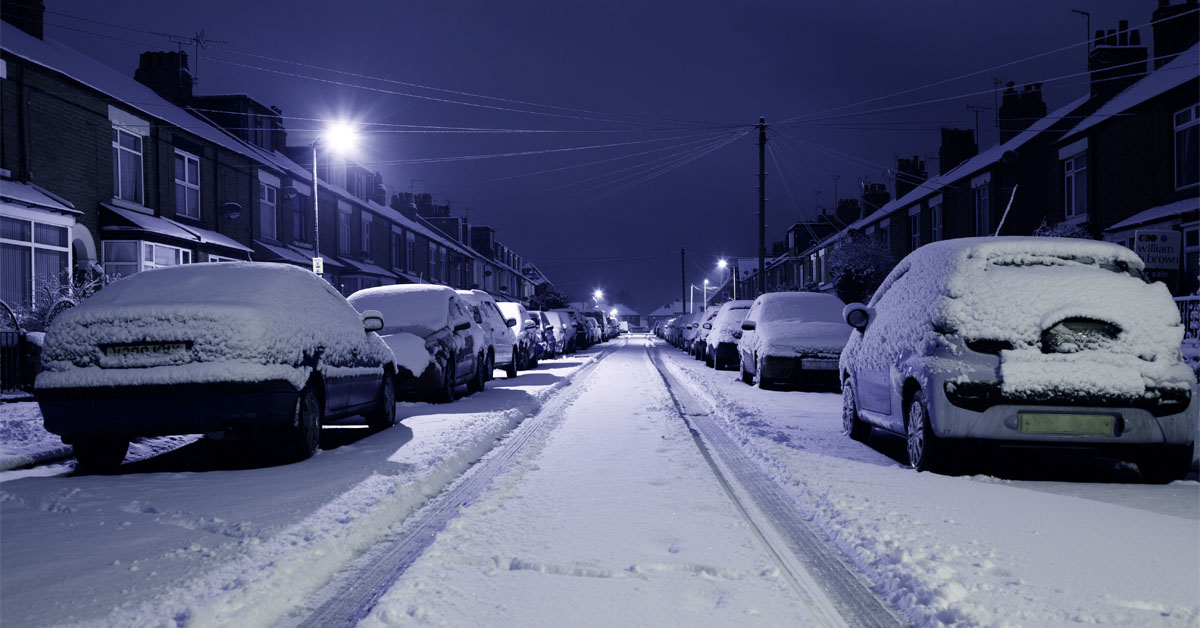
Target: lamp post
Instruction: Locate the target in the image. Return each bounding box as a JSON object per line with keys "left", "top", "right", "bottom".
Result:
{"left": 311, "top": 122, "right": 359, "bottom": 275}
{"left": 703, "top": 278, "right": 710, "bottom": 311}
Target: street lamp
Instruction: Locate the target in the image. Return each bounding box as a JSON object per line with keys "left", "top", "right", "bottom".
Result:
{"left": 703, "top": 278, "right": 711, "bottom": 311}
{"left": 593, "top": 289, "right": 603, "bottom": 301}
{"left": 312, "top": 121, "right": 359, "bottom": 274}
{"left": 718, "top": 259, "right": 736, "bottom": 300}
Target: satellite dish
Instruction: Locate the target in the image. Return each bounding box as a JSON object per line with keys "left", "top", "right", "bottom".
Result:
{"left": 282, "top": 186, "right": 298, "bottom": 200}
{"left": 1000, "top": 150, "right": 1019, "bottom": 165}
{"left": 221, "top": 202, "right": 243, "bottom": 219}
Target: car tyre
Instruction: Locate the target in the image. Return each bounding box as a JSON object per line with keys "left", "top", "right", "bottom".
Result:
{"left": 505, "top": 346, "right": 519, "bottom": 378}
{"left": 282, "top": 384, "right": 322, "bottom": 462}
{"left": 366, "top": 372, "right": 396, "bottom": 431}
{"left": 1136, "top": 446, "right": 1192, "bottom": 484}
{"left": 906, "top": 389, "right": 944, "bottom": 473}
{"left": 740, "top": 358, "right": 753, "bottom": 385}
{"left": 755, "top": 356, "right": 773, "bottom": 390}
{"left": 433, "top": 355, "right": 456, "bottom": 404}
{"left": 73, "top": 438, "right": 129, "bottom": 474}
{"left": 468, "top": 353, "right": 486, "bottom": 393}
{"left": 842, "top": 379, "right": 870, "bottom": 442}
{"left": 706, "top": 350, "right": 715, "bottom": 368}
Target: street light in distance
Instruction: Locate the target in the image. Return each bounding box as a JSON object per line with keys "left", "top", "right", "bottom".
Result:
{"left": 311, "top": 121, "right": 360, "bottom": 275}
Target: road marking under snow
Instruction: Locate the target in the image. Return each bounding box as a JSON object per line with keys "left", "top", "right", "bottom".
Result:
{"left": 646, "top": 343, "right": 901, "bottom": 628}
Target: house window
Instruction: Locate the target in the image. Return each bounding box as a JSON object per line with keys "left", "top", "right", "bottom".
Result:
{"left": 337, "top": 207, "right": 351, "bottom": 255}
{"left": 391, "top": 229, "right": 403, "bottom": 269}
{"left": 428, "top": 244, "right": 437, "bottom": 282}
{"left": 292, "top": 196, "right": 308, "bottom": 245}
{"left": 878, "top": 218, "right": 891, "bottom": 248}
{"left": 0, "top": 215, "right": 70, "bottom": 308}
{"left": 974, "top": 182, "right": 991, "bottom": 236}
{"left": 930, "top": 201, "right": 943, "bottom": 242}
{"left": 1063, "top": 153, "right": 1087, "bottom": 219}
{"left": 360, "top": 213, "right": 373, "bottom": 253}
{"left": 174, "top": 150, "right": 200, "bottom": 219}
{"left": 102, "top": 240, "right": 190, "bottom": 278}
{"left": 206, "top": 254, "right": 239, "bottom": 262}
{"left": 112, "top": 127, "right": 143, "bottom": 204}
{"left": 405, "top": 232, "right": 415, "bottom": 271}
{"left": 259, "top": 183, "right": 277, "bottom": 240}
{"left": 438, "top": 246, "right": 448, "bottom": 283}
{"left": 1175, "top": 104, "right": 1199, "bottom": 189}
{"left": 909, "top": 209, "right": 920, "bottom": 251}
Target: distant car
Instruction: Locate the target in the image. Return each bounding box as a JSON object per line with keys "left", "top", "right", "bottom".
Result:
{"left": 541, "top": 311, "right": 568, "bottom": 356}
{"left": 349, "top": 284, "right": 487, "bottom": 404}
{"left": 839, "top": 237, "right": 1197, "bottom": 481}
{"left": 582, "top": 317, "right": 601, "bottom": 344}
{"left": 36, "top": 263, "right": 397, "bottom": 472}
{"left": 458, "top": 289, "right": 517, "bottom": 379}
{"left": 496, "top": 301, "right": 540, "bottom": 370}
{"left": 581, "top": 311, "right": 609, "bottom": 342}
{"left": 552, "top": 308, "right": 586, "bottom": 351}
{"left": 680, "top": 311, "right": 703, "bottom": 350}
{"left": 705, "top": 300, "right": 753, "bottom": 369}
{"left": 692, "top": 306, "right": 723, "bottom": 360}
{"left": 527, "top": 309, "right": 555, "bottom": 360}
{"left": 738, "top": 292, "right": 851, "bottom": 390}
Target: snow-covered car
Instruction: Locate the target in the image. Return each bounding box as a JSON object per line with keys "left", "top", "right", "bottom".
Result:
{"left": 582, "top": 317, "right": 600, "bottom": 344}
{"left": 36, "top": 263, "right": 397, "bottom": 472}
{"left": 349, "top": 284, "right": 487, "bottom": 404}
{"left": 738, "top": 292, "right": 851, "bottom": 390}
{"left": 551, "top": 308, "right": 586, "bottom": 352}
{"left": 838, "top": 237, "right": 1197, "bottom": 481}
{"left": 705, "top": 300, "right": 753, "bottom": 369}
{"left": 496, "top": 301, "right": 540, "bottom": 370}
{"left": 458, "top": 289, "right": 517, "bottom": 379}
{"left": 541, "top": 311, "right": 568, "bottom": 356}
{"left": 691, "top": 306, "right": 723, "bottom": 361}
{"left": 581, "top": 310, "right": 609, "bottom": 343}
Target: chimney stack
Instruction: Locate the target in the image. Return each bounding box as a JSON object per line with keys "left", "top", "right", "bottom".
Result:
{"left": 134, "top": 51, "right": 195, "bottom": 104}
{"left": 835, "top": 198, "right": 862, "bottom": 226}
{"left": 997, "top": 82, "right": 1048, "bottom": 142}
{"left": 938, "top": 128, "right": 978, "bottom": 175}
{"left": 894, "top": 154, "right": 928, "bottom": 199}
{"left": 1, "top": 0, "right": 44, "bottom": 40}
{"left": 1088, "top": 18, "right": 1147, "bottom": 100}
{"left": 861, "top": 182, "right": 890, "bottom": 215}
{"left": 1152, "top": 1, "right": 1200, "bottom": 69}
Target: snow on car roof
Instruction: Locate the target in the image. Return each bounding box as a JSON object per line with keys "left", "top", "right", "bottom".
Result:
{"left": 755, "top": 292, "right": 846, "bottom": 324}
{"left": 84, "top": 262, "right": 331, "bottom": 307}
{"left": 348, "top": 284, "right": 455, "bottom": 336}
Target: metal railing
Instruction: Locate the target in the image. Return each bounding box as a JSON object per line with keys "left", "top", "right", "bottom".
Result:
{"left": 1178, "top": 296, "right": 1199, "bottom": 342}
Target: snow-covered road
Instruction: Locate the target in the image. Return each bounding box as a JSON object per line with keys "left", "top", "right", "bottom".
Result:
{"left": 1, "top": 335, "right": 1197, "bottom": 627}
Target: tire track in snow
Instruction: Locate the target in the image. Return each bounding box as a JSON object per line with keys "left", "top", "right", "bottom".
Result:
{"left": 646, "top": 343, "right": 901, "bottom": 628}
{"left": 278, "top": 339, "right": 626, "bottom": 628}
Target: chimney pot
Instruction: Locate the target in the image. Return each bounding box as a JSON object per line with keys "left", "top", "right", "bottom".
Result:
{"left": 1130, "top": 29, "right": 1141, "bottom": 46}
{"left": 1106, "top": 29, "right": 1117, "bottom": 46}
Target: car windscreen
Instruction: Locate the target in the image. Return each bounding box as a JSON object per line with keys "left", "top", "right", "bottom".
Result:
{"left": 757, "top": 294, "right": 845, "bottom": 324}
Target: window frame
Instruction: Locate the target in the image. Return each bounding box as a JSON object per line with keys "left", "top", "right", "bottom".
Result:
{"left": 337, "top": 206, "right": 352, "bottom": 255}
{"left": 102, "top": 239, "right": 191, "bottom": 278}
{"left": 1063, "top": 152, "right": 1087, "bottom": 219}
{"left": 360, "top": 212, "right": 373, "bottom": 253}
{"left": 1174, "top": 104, "right": 1199, "bottom": 190}
{"left": 259, "top": 182, "right": 278, "bottom": 241}
{"left": 173, "top": 149, "right": 201, "bottom": 220}
{"left": 111, "top": 126, "right": 144, "bottom": 205}
{"left": 0, "top": 212, "right": 72, "bottom": 308}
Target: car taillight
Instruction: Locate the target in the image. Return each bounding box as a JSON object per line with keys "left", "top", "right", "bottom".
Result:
{"left": 1040, "top": 318, "right": 1120, "bottom": 354}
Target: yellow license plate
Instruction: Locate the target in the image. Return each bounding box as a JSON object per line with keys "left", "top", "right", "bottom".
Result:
{"left": 1018, "top": 412, "right": 1115, "bottom": 435}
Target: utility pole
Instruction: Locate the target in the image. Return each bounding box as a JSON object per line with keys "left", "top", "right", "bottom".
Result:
{"left": 757, "top": 117, "right": 767, "bottom": 296}
{"left": 680, "top": 246, "right": 686, "bottom": 313}
{"left": 831, "top": 174, "right": 840, "bottom": 215}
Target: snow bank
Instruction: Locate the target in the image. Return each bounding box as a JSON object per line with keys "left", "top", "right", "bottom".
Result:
{"left": 0, "top": 402, "right": 71, "bottom": 471}
{"left": 37, "top": 263, "right": 392, "bottom": 390}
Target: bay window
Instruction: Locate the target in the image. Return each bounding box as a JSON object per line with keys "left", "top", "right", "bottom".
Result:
{"left": 0, "top": 215, "right": 70, "bottom": 308}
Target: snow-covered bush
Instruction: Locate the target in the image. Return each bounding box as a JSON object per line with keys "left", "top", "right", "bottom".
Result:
{"left": 1032, "top": 218, "right": 1092, "bottom": 239}
{"left": 826, "top": 230, "right": 895, "bottom": 304}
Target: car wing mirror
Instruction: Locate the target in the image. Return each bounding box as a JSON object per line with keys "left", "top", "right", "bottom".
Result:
{"left": 506, "top": 317, "right": 517, "bottom": 327}
{"left": 702, "top": 323, "right": 712, "bottom": 329}
{"left": 454, "top": 321, "right": 472, "bottom": 332}
{"left": 741, "top": 320, "right": 756, "bottom": 331}
{"left": 524, "top": 319, "right": 537, "bottom": 329}
{"left": 362, "top": 310, "right": 384, "bottom": 333}
{"left": 843, "top": 303, "right": 873, "bottom": 331}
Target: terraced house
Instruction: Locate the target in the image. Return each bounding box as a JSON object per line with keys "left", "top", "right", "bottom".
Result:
{"left": 0, "top": 2, "right": 537, "bottom": 318}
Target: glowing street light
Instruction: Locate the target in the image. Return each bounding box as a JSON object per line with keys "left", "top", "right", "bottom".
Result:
{"left": 593, "top": 289, "right": 604, "bottom": 301}
{"left": 311, "top": 121, "right": 360, "bottom": 274}
{"left": 717, "top": 258, "right": 728, "bottom": 269}
{"left": 718, "top": 258, "right": 736, "bottom": 300}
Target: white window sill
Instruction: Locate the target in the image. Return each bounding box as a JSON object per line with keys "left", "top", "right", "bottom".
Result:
{"left": 1061, "top": 213, "right": 1089, "bottom": 226}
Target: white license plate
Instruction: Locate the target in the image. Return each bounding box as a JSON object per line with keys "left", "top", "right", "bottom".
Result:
{"left": 801, "top": 358, "right": 839, "bottom": 370}
{"left": 102, "top": 342, "right": 188, "bottom": 359}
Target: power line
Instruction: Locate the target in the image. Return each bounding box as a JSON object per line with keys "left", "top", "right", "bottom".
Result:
{"left": 778, "top": 7, "right": 1199, "bottom": 124}
{"left": 550, "top": 132, "right": 744, "bottom": 196}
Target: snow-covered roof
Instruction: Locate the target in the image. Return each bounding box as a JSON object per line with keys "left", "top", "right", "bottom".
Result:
{"left": 167, "top": 218, "right": 253, "bottom": 254}
{"left": 254, "top": 239, "right": 312, "bottom": 266}
{"left": 610, "top": 303, "right": 639, "bottom": 316}
{"left": 0, "top": 23, "right": 275, "bottom": 170}
{"left": 342, "top": 257, "right": 398, "bottom": 279}
{"left": 103, "top": 204, "right": 200, "bottom": 242}
{"left": 521, "top": 263, "right": 551, "bottom": 286}
{"left": 838, "top": 95, "right": 1093, "bottom": 240}
{"left": 1060, "top": 43, "right": 1200, "bottom": 143}
{"left": 1105, "top": 197, "right": 1200, "bottom": 231}
{"left": 0, "top": 179, "right": 79, "bottom": 214}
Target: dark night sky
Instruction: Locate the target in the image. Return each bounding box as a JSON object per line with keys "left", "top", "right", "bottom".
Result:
{"left": 44, "top": 0, "right": 1150, "bottom": 312}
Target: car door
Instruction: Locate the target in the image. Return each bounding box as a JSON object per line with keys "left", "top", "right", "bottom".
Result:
{"left": 854, "top": 276, "right": 906, "bottom": 418}
{"left": 739, "top": 301, "right": 761, "bottom": 374}
{"left": 448, "top": 297, "right": 474, "bottom": 382}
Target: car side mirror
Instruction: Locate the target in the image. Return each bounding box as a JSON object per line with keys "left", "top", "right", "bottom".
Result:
{"left": 524, "top": 319, "right": 537, "bottom": 329}
{"left": 843, "top": 303, "right": 873, "bottom": 331}
{"left": 702, "top": 323, "right": 712, "bottom": 329}
{"left": 361, "top": 310, "right": 384, "bottom": 333}
{"left": 454, "top": 321, "right": 472, "bottom": 332}
{"left": 732, "top": 330, "right": 742, "bottom": 339}
{"left": 506, "top": 318, "right": 517, "bottom": 327}
{"left": 741, "top": 320, "right": 756, "bottom": 331}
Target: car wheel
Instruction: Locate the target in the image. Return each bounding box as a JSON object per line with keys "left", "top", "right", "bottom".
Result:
{"left": 484, "top": 352, "right": 495, "bottom": 382}
{"left": 706, "top": 350, "right": 715, "bottom": 368}
{"left": 366, "top": 372, "right": 396, "bottom": 431}
{"left": 1136, "top": 446, "right": 1192, "bottom": 483}
{"left": 282, "top": 384, "right": 322, "bottom": 462}
{"left": 755, "top": 356, "right": 772, "bottom": 390}
{"left": 842, "top": 379, "right": 870, "bottom": 442}
{"left": 433, "top": 355, "right": 456, "bottom": 404}
{"left": 468, "top": 353, "right": 486, "bottom": 393}
{"left": 906, "top": 389, "right": 944, "bottom": 473}
{"left": 504, "top": 350, "right": 519, "bottom": 379}
{"left": 740, "top": 358, "right": 753, "bottom": 385}
{"left": 73, "top": 438, "right": 129, "bottom": 474}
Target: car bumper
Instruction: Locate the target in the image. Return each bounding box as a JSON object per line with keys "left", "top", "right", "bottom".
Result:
{"left": 713, "top": 342, "right": 739, "bottom": 364}
{"left": 395, "top": 364, "right": 444, "bottom": 398}
{"left": 927, "top": 375, "right": 1197, "bottom": 447}
{"left": 760, "top": 355, "right": 841, "bottom": 388}
{"left": 37, "top": 380, "right": 302, "bottom": 442}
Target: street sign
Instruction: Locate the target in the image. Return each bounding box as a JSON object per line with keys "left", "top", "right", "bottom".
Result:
{"left": 312, "top": 256, "right": 324, "bottom": 275}
{"left": 1134, "top": 230, "right": 1180, "bottom": 287}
